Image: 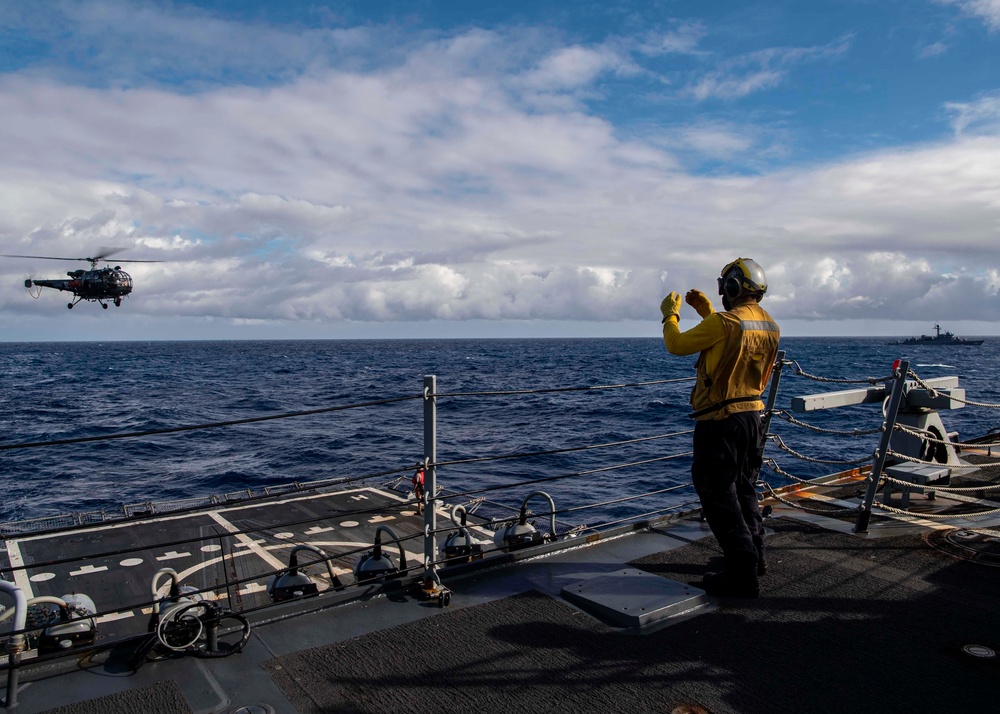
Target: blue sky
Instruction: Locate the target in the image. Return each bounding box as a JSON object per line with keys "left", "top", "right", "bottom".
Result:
{"left": 1, "top": 0, "right": 999, "bottom": 340}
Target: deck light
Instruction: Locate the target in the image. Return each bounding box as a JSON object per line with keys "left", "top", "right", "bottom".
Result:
{"left": 493, "top": 491, "right": 557, "bottom": 552}
{"left": 354, "top": 525, "right": 407, "bottom": 583}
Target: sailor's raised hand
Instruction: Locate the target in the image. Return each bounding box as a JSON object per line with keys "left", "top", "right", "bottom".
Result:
{"left": 685, "top": 289, "right": 714, "bottom": 318}
{"left": 660, "top": 292, "right": 682, "bottom": 323}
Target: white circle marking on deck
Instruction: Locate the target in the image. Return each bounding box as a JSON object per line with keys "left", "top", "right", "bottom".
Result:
{"left": 201, "top": 545, "right": 223, "bottom": 553}
{"left": 339, "top": 521, "right": 359, "bottom": 528}
{"left": 120, "top": 558, "right": 144, "bottom": 567}
{"left": 274, "top": 532, "right": 295, "bottom": 540}
{"left": 30, "top": 572, "right": 56, "bottom": 582}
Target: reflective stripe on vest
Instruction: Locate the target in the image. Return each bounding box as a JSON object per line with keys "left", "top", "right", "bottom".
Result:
{"left": 740, "top": 319, "right": 779, "bottom": 332}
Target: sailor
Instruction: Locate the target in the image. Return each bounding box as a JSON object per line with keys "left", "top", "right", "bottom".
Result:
{"left": 412, "top": 465, "right": 426, "bottom": 515}
{"left": 660, "top": 258, "right": 780, "bottom": 598}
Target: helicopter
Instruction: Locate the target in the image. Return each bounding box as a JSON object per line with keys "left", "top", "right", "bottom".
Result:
{"left": 2, "top": 249, "right": 161, "bottom": 309}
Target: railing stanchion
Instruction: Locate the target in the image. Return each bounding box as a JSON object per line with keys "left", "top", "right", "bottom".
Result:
{"left": 0, "top": 580, "right": 27, "bottom": 710}
{"left": 855, "top": 360, "right": 908, "bottom": 533}
{"left": 423, "top": 375, "right": 437, "bottom": 582}
{"left": 761, "top": 350, "right": 785, "bottom": 441}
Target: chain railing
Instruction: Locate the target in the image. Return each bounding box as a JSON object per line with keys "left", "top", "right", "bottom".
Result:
{"left": 766, "top": 358, "right": 1000, "bottom": 528}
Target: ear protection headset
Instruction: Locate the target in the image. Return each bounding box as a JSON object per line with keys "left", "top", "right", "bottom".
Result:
{"left": 717, "top": 257, "right": 767, "bottom": 301}
{"left": 720, "top": 269, "right": 743, "bottom": 300}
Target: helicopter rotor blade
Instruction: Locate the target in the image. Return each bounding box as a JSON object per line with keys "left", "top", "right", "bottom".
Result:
{"left": 88, "top": 246, "right": 126, "bottom": 263}
{"left": 2, "top": 252, "right": 163, "bottom": 264}
{"left": 105, "top": 259, "right": 165, "bottom": 263}
{"left": 1, "top": 254, "right": 88, "bottom": 262}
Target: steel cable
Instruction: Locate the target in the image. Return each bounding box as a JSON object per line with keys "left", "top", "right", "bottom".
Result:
{"left": 782, "top": 359, "right": 893, "bottom": 385}
{"left": 428, "top": 451, "right": 694, "bottom": 503}
{"left": 0, "top": 394, "right": 424, "bottom": 451}
{"left": 771, "top": 410, "right": 883, "bottom": 437}
{"left": 431, "top": 430, "right": 694, "bottom": 468}
{"left": 429, "top": 376, "right": 695, "bottom": 399}
{"left": 596, "top": 500, "right": 702, "bottom": 529}
{"left": 475, "top": 483, "right": 696, "bottom": 528}
{"left": 907, "top": 370, "right": 1000, "bottom": 409}
{"left": 760, "top": 482, "right": 859, "bottom": 515}
{"left": 768, "top": 434, "right": 873, "bottom": 466}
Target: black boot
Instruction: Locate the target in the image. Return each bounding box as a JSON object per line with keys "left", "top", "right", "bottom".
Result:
{"left": 700, "top": 570, "right": 760, "bottom": 598}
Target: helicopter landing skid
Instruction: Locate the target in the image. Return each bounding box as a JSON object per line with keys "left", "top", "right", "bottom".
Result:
{"left": 68, "top": 297, "right": 123, "bottom": 310}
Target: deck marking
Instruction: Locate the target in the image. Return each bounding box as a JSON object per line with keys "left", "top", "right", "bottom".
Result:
{"left": 5, "top": 486, "right": 387, "bottom": 543}
{"left": 303, "top": 540, "right": 421, "bottom": 574}
{"left": 155, "top": 550, "right": 191, "bottom": 562}
{"left": 350, "top": 494, "right": 370, "bottom": 501}
{"left": 172, "top": 551, "right": 263, "bottom": 595}
{"left": 29, "top": 572, "right": 55, "bottom": 583}
{"left": 96, "top": 611, "right": 135, "bottom": 624}
{"left": 368, "top": 515, "right": 396, "bottom": 524}
{"left": 5, "top": 541, "right": 36, "bottom": 600}
{"left": 339, "top": 521, "right": 359, "bottom": 527}
{"left": 205, "top": 511, "right": 285, "bottom": 570}
{"left": 274, "top": 532, "right": 295, "bottom": 539}
{"left": 69, "top": 564, "right": 109, "bottom": 577}
{"left": 233, "top": 539, "right": 267, "bottom": 549}
{"left": 259, "top": 543, "right": 355, "bottom": 576}
{"left": 304, "top": 526, "right": 333, "bottom": 535}
{"left": 238, "top": 582, "right": 267, "bottom": 596}
{"left": 200, "top": 545, "right": 222, "bottom": 553}
{"left": 120, "top": 558, "right": 143, "bottom": 567}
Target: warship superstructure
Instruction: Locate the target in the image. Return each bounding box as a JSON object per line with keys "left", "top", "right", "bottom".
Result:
{"left": 896, "top": 323, "right": 984, "bottom": 346}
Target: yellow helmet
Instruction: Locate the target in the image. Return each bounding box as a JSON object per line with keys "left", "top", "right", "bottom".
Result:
{"left": 718, "top": 257, "right": 767, "bottom": 301}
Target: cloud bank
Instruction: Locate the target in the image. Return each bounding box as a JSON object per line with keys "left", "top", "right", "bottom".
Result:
{"left": 1, "top": 3, "right": 999, "bottom": 338}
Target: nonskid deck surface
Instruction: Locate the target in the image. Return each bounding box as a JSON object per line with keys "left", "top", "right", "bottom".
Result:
{"left": 6, "top": 458, "right": 1000, "bottom": 714}
{"left": 260, "top": 516, "right": 1000, "bottom": 714}
{"left": 5, "top": 505, "right": 1000, "bottom": 714}
{"left": 0, "top": 487, "right": 479, "bottom": 645}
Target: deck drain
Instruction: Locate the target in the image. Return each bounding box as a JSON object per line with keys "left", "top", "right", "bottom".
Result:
{"left": 923, "top": 529, "right": 1000, "bottom": 567}
{"left": 232, "top": 706, "right": 275, "bottom": 714}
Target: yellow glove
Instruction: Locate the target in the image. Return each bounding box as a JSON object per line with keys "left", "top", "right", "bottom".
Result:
{"left": 660, "top": 292, "right": 682, "bottom": 323}
{"left": 685, "top": 289, "right": 714, "bottom": 318}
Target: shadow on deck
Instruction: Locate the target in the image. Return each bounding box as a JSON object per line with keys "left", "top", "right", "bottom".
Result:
{"left": 260, "top": 517, "right": 999, "bottom": 714}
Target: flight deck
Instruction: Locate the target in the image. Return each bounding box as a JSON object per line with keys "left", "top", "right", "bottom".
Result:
{"left": 0, "top": 487, "right": 487, "bottom": 646}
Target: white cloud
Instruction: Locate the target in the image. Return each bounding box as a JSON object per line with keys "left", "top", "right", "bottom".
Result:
{"left": 2, "top": 17, "right": 1000, "bottom": 335}
{"left": 918, "top": 41, "right": 949, "bottom": 58}
{"left": 685, "top": 35, "right": 852, "bottom": 102}
{"left": 937, "top": 0, "right": 1000, "bottom": 31}
{"left": 0, "top": 0, "right": 381, "bottom": 87}
{"left": 636, "top": 23, "right": 707, "bottom": 56}
{"left": 946, "top": 91, "right": 1000, "bottom": 135}
{"left": 521, "top": 45, "right": 635, "bottom": 91}
{"left": 689, "top": 69, "right": 784, "bottom": 102}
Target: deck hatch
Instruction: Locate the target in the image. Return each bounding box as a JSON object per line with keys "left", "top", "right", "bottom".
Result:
{"left": 560, "top": 567, "right": 709, "bottom": 628}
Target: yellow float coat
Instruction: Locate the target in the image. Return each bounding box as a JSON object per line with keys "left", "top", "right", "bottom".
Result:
{"left": 663, "top": 301, "right": 780, "bottom": 420}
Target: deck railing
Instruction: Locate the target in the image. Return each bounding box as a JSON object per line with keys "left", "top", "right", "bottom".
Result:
{"left": 3, "top": 350, "right": 1000, "bottom": 682}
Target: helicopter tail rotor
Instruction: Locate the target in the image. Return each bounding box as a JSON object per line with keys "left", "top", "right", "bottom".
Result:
{"left": 24, "top": 274, "right": 43, "bottom": 299}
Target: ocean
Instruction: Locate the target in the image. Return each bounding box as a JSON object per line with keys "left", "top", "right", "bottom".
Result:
{"left": 1, "top": 337, "right": 998, "bottom": 528}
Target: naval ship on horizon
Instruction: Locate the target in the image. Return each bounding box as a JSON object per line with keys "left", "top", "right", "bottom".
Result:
{"left": 894, "top": 323, "right": 984, "bottom": 346}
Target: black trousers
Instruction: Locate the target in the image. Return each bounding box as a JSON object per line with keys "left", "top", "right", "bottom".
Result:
{"left": 691, "top": 411, "right": 766, "bottom": 574}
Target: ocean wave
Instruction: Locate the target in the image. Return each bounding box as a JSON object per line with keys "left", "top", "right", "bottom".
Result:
{"left": 2, "top": 337, "right": 998, "bottom": 524}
